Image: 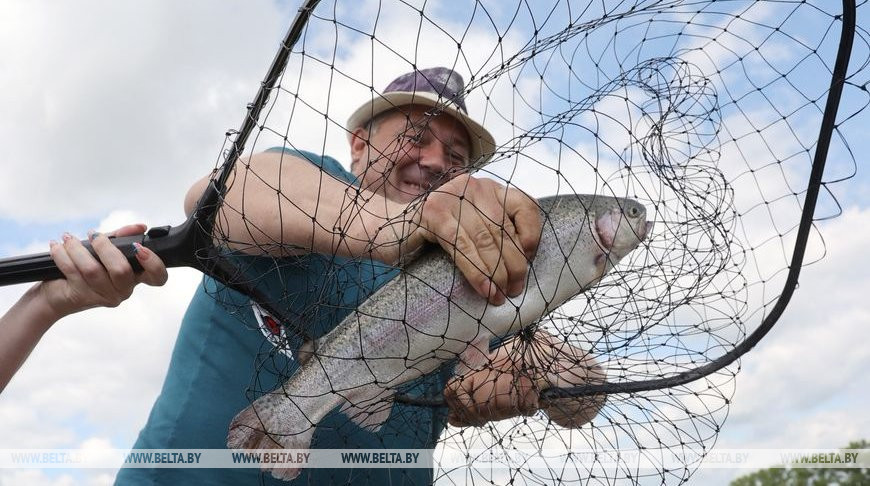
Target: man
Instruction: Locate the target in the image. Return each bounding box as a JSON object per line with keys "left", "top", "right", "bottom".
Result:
{"left": 117, "top": 67, "right": 602, "bottom": 485}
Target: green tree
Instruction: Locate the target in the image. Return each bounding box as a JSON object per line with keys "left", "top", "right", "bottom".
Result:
{"left": 730, "top": 440, "right": 869, "bottom": 486}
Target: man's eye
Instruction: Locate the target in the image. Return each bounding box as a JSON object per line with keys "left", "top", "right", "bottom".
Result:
{"left": 450, "top": 152, "right": 468, "bottom": 165}
{"left": 403, "top": 134, "right": 423, "bottom": 144}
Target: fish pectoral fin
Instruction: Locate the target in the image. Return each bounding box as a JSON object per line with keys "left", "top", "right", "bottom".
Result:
{"left": 339, "top": 384, "right": 394, "bottom": 432}
{"left": 455, "top": 334, "right": 494, "bottom": 376}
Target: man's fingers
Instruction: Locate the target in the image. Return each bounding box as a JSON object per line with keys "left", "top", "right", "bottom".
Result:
{"left": 445, "top": 380, "right": 477, "bottom": 427}
{"left": 470, "top": 375, "right": 499, "bottom": 419}
{"left": 420, "top": 176, "right": 541, "bottom": 304}
{"left": 448, "top": 222, "right": 502, "bottom": 304}
{"left": 459, "top": 180, "right": 539, "bottom": 302}
{"left": 465, "top": 216, "right": 510, "bottom": 303}
{"left": 445, "top": 374, "right": 486, "bottom": 427}
{"left": 490, "top": 186, "right": 540, "bottom": 297}
{"left": 474, "top": 191, "right": 529, "bottom": 299}
{"left": 443, "top": 380, "right": 465, "bottom": 426}
{"left": 418, "top": 185, "right": 484, "bottom": 285}
{"left": 504, "top": 187, "right": 543, "bottom": 260}
{"left": 436, "top": 202, "right": 521, "bottom": 303}
{"left": 446, "top": 358, "right": 543, "bottom": 426}
{"left": 489, "top": 219, "right": 529, "bottom": 298}
{"left": 517, "top": 375, "right": 540, "bottom": 416}
{"left": 457, "top": 376, "right": 487, "bottom": 426}
{"left": 481, "top": 373, "right": 520, "bottom": 421}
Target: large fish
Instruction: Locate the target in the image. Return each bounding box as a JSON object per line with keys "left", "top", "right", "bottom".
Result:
{"left": 227, "top": 194, "right": 652, "bottom": 480}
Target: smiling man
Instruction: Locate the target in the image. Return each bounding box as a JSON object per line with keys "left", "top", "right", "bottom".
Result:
{"left": 118, "top": 67, "right": 603, "bottom": 485}
{"left": 351, "top": 104, "right": 471, "bottom": 201}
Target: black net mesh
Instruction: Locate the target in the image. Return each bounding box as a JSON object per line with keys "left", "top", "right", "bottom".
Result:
{"left": 189, "top": 1, "right": 870, "bottom": 484}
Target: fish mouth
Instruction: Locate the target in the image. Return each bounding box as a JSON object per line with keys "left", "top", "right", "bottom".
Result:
{"left": 594, "top": 211, "right": 654, "bottom": 255}
{"left": 641, "top": 221, "right": 654, "bottom": 240}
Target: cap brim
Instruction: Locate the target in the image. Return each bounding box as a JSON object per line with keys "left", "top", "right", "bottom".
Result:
{"left": 346, "top": 91, "right": 496, "bottom": 168}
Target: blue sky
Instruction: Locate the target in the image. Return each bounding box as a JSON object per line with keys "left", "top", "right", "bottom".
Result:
{"left": 0, "top": 218, "right": 98, "bottom": 258}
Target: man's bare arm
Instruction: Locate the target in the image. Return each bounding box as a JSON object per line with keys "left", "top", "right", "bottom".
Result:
{"left": 185, "top": 151, "right": 543, "bottom": 304}
{"left": 184, "top": 151, "right": 415, "bottom": 265}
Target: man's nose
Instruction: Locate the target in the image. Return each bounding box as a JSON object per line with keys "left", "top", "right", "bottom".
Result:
{"left": 417, "top": 143, "right": 450, "bottom": 174}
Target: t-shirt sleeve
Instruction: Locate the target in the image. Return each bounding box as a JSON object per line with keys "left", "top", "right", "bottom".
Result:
{"left": 264, "top": 146, "right": 358, "bottom": 186}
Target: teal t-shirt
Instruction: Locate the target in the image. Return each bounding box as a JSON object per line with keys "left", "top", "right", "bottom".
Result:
{"left": 116, "top": 149, "right": 450, "bottom": 485}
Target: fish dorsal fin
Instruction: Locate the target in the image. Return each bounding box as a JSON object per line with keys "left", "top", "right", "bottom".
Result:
{"left": 339, "top": 384, "right": 393, "bottom": 432}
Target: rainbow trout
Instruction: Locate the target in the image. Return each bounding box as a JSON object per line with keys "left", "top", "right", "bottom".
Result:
{"left": 227, "top": 194, "right": 652, "bottom": 480}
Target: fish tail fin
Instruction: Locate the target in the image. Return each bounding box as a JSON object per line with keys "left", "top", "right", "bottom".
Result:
{"left": 227, "top": 405, "right": 269, "bottom": 450}
{"left": 227, "top": 396, "right": 320, "bottom": 481}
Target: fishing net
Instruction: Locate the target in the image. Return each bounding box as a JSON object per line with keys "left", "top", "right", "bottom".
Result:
{"left": 189, "top": 0, "right": 869, "bottom": 484}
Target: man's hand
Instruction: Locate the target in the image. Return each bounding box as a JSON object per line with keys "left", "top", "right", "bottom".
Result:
{"left": 444, "top": 353, "right": 539, "bottom": 427}
{"left": 530, "top": 332, "right": 607, "bottom": 428}
{"left": 443, "top": 330, "right": 606, "bottom": 428}
{"left": 415, "top": 174, "right": 541, "bottom": 305}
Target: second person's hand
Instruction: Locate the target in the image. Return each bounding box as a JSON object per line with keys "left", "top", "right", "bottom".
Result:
{"left": 37, "top": 224, "right": 169, "bottom": 320}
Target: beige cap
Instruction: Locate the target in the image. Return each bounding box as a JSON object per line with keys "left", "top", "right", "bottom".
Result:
{"left": 346, "top": 67, "right": 497, "bottom": 168}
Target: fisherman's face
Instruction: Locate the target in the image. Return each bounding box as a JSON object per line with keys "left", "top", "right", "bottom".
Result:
{"left": 350, "top": 105, "right": 471, "bottom": 203}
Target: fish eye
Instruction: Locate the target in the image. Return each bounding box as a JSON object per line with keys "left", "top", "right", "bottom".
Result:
{"left": 628, "top": 205, "right": 639, "bottom": 218}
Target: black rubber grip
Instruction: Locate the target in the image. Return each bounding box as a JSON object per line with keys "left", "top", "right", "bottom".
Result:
{"left": 0, "top": 235, "right": 145, "bottom": 286}
{"left": 0, "top": 219, "right": 202, "bottom": 287}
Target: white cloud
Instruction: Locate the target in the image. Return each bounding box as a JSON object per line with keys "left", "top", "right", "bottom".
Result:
{"left": 0, "top": 206, "right": 200, "bottom": 485}
{"left": 685, "top": 207, "right": 870, "bottom": 483}
{"left": 0, "top": 0, "right": 288, "bottom": 223}
{"left": 724, "top": 206, "right": 870, "bottom": 429}
{"left": 1, "top": 2, "right": 868, "bottom": 485}
{"left": 0, "top": 6, "right": 285, "bottom": 479}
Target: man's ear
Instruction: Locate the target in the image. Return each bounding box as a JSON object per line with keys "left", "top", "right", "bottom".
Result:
{"left": 349, "top": 127, "right": 369, "bottom": 175}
